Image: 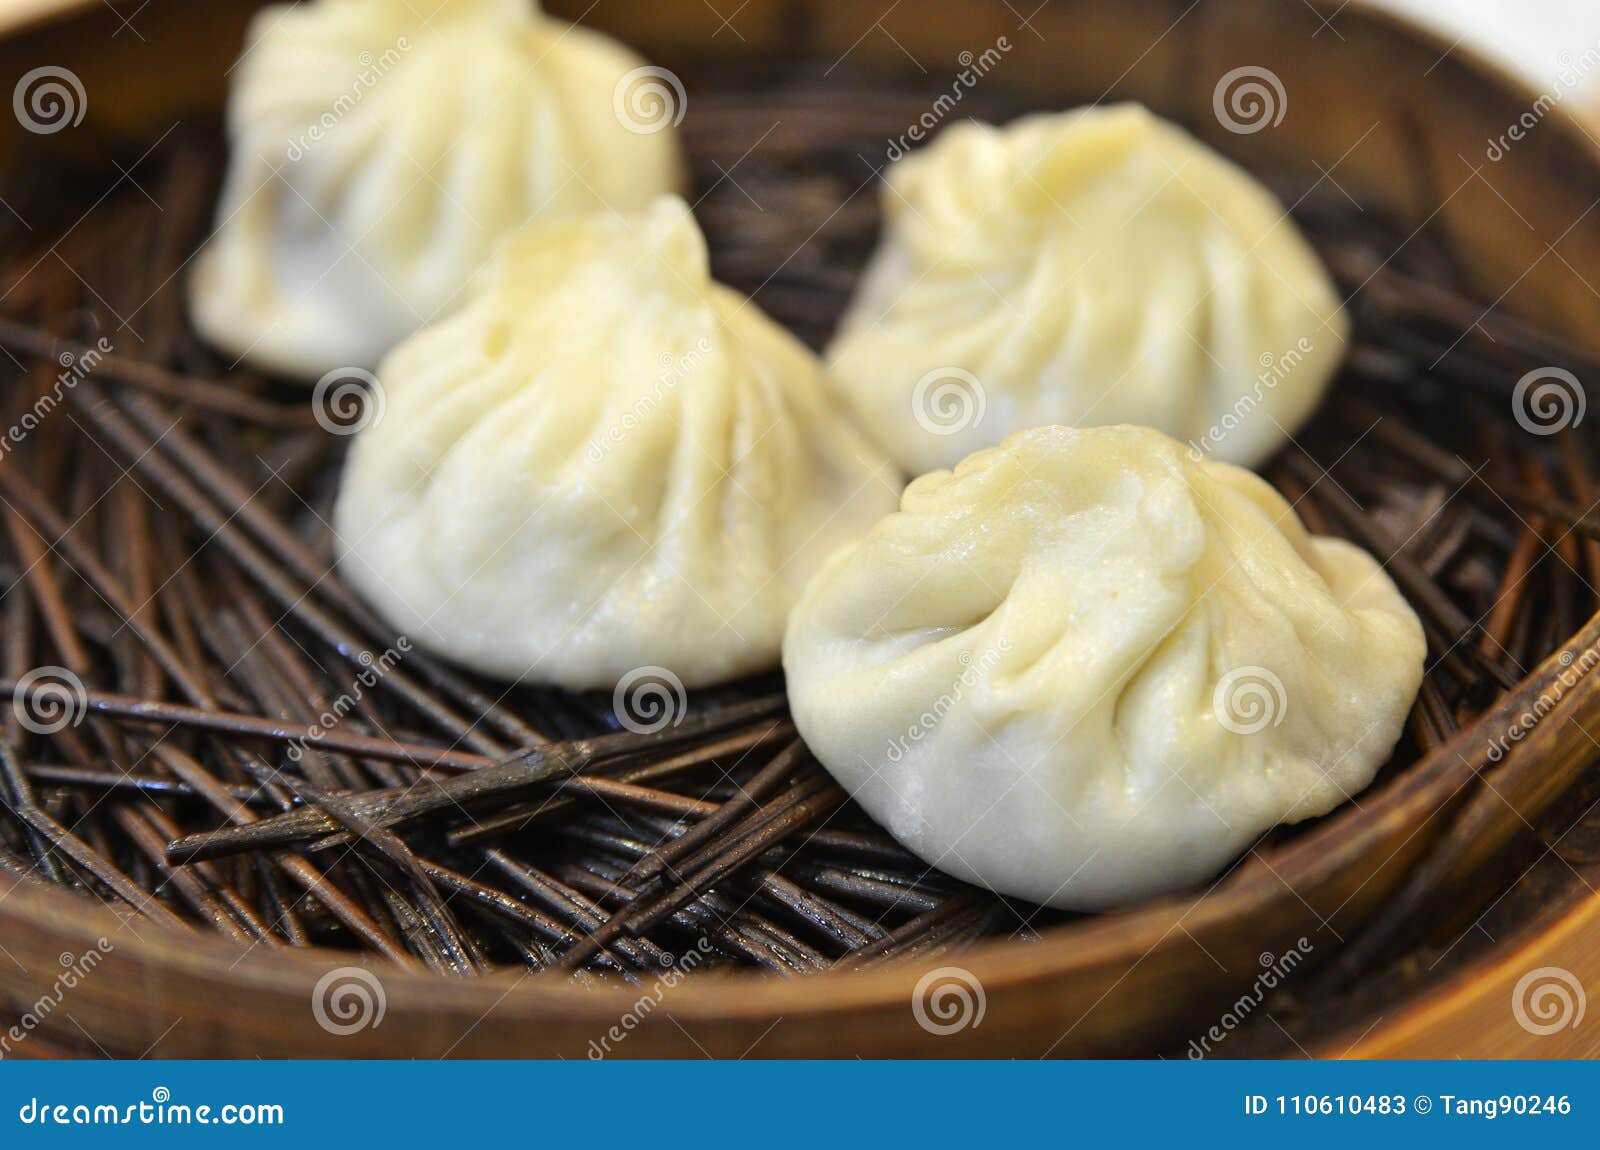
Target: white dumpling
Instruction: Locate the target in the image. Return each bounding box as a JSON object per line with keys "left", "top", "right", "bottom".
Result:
{"left": 334, "top": 198, "right": 902, "bottom": 691}
{"left": 190, "top": 0, "right": 685, "bottom": 378}
{"left": 827, "top": 105, "right": 1349, "bottom": 474}
{"left": 783, "top": 424, "right": 1423, "bottom": 911}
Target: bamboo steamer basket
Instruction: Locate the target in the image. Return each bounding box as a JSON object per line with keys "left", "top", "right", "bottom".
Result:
{"left": 1, "top": 0, "right": 1599, "bottom": 1058}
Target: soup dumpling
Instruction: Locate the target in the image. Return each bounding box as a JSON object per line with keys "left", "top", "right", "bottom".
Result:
{"left": 783, "top": 424, "right": 1424, "bottom": 910}
{"left": 190, "top": 0, "right": 686, "bottom": 378}
{"left": 335, "top": 197, "right": 902, "bottom": 690}
{"left": 826, "top": 105, "right": 1349, "bottom": 474}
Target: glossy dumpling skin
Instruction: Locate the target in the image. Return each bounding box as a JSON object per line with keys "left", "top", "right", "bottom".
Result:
{"left": 826, "top": 105, "right": 1349, "bottom": 474}
{"left": 783, "top": 425, "right": 1423, "bottom": 911}
{"left": 190, "top": 0, "right": 685, "bottom": 378}
{"left": 334, "top": 198, "right": 902, "bottom": 691}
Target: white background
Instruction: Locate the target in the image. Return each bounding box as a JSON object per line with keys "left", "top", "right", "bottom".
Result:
{"left": 1375, "top": 0, "right": 1600, "bottom": 99}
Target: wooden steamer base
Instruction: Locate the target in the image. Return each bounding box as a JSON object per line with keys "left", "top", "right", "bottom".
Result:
{"left": 0, "top": 0, "right": 1598, "bottom": 1058}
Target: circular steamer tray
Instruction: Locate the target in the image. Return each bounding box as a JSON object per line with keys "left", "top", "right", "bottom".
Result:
{"left": 2, "top": 0, "right": 1600, "bottom": 1058}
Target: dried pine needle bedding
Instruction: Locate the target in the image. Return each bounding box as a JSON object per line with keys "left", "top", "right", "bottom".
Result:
{"left": 0, "top": 65, "right": 1596, "bottom": 1042}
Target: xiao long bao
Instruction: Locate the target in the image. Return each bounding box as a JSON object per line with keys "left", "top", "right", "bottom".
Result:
{"left": 827, "top": 104, "right": 1349, "bottom": 475}
{"left": 334, "top": 197, "right": 901, "bottom": 691}
{"left": 783, "top": 425, "right": 1425, "bottom": 911}
{"left": 189, "top": 0, "right": 685, "bottom": 378}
